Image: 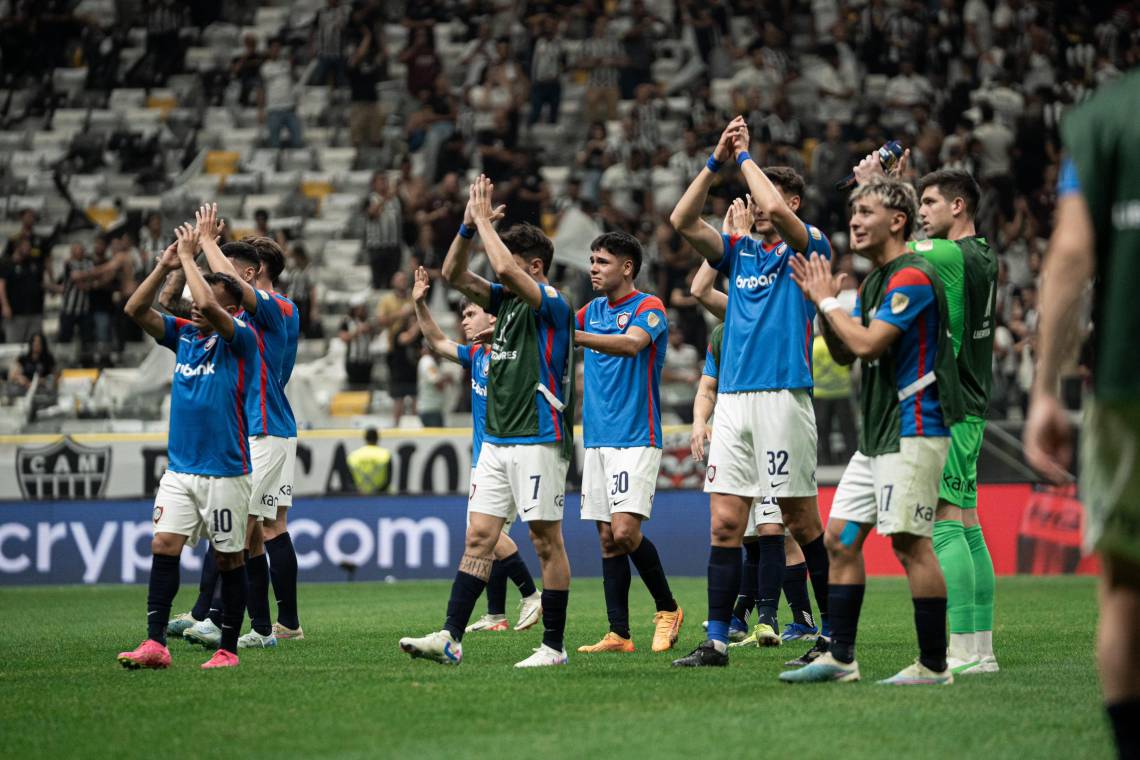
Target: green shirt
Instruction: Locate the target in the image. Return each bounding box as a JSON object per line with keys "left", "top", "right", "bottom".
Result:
{"left": 1061, "top": 69, "right": 1140, "bottom": 401}
{"left": 955, "top": 236, "right": 998, "bottom": 416}
{"left": 910, "top": 238, "right": 964, "bottom": 355}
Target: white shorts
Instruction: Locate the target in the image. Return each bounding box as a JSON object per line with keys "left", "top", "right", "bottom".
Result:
{"left": 745, "top": 497, "right": 784, "bottom": 537}
{"left": 249, "top": 435, "right": 297, "bottom": 520}
{"left": 704, "top": 390, "right": 818, "bottom": 499}
{"left": 467, "top": 467, "right": 513, "bottom": 532}
{"left": 153, "top": 470, "right": 252, "bottom": 552}
{"left": 468, "top": 443, "right": 568, "bottom": 524}
{"left": 829, "top": 437, "right": 950, "bottom": 538}
{"left": 580, "top": 446, "right": 662, "bottom": 523}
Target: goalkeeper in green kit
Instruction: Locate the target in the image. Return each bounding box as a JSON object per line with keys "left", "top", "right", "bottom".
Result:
{"left": 852, "top": 155, "right": 999, "bottom": 675}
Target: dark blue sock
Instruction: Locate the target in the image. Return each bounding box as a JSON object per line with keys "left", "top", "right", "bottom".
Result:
{"left": 828, "top": 583, "right": 865, "bottom": 664}
{"left": 1107, "top": 698, "right": 1140, "bottom": 760}
{"left": 707, "top": 545, "right": 742, "bottom": 644}
{"left": 207, "top": 578, "right": 223, "bottom": 626}
{"left": 913, "top": 597, "right": 948, "bottom": 672}
{"left": 756, "top": 535, "right": 785, "bottom": 627}
{"left": 500, "top": 551, "right": 537, "bottom": 598}
{"left": 782, "top": 561, "right": 815, "bottom": 629}
{"left": 246, "top": 552, "right": 272, "bottom": 636}
{"left": 146, "top": 554, "right": 181, "bottom": 644}
{"left": 218, "top": 563, "right": 247, "bottom": 654}
{"left": 485, "top": 560, "right": 509, "bottom": 616}
{"left": 629, "top": 536, "right": 677, "bottom": 612}
{"left": 444, "top": 571, "right": 487, "bottom": 641}
{"left": 541, "top": 589, "right": 569, "bottom": 652}
{"left": 801, "top": 534, "right": 830, "bottom": 619}
{"left": 602, "top": 554, "right": 632, "bottom": 639}
{"left": 733, "top": 541, "right": 760, "bottom": 625}
{"left": 266, "top": 532, "right": 300, "bottom": 629}
{"left": 191, "top": 545, "right": 217, "bottom": 621}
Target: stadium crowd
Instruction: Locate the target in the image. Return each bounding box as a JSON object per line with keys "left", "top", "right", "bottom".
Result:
{"left": 0, "top": 0, "right": 1135, "bottom": 431}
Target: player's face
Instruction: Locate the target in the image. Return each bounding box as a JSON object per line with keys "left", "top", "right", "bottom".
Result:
{"left": 588, "top": 249, "right": 630, "bottom": 293}
{"left": 848, "top": 196, "right": 903, "bottom": 256}
{"left": 753, "top": 191, "right": 799, "bottom": 237}
{"left": 227, "top": 257, "right": 257, "bottom": 285}
{"left": 919, "top": 186, "right": 954, "bottom": 238}
{"left": 461, "top": 305, "right": 492, "bottom": 342}
{"left": 190, "top": 283, "right": 240, "bottom": 332}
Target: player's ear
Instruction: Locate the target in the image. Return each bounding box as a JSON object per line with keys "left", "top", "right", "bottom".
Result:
{"left": 787, "top": 195, "right": 801, "bottom": 213}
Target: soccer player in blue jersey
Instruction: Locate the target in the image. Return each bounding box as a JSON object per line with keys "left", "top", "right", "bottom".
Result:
{"left": 670, "top": 117, "right": 832, "bottom": 667}
{"left": 783, "top": 177, "right": 959, "bottom": 685}
{"left": 411, "top": 266, "right": 543, "bottom": 633}
{"left": 117, "top": 224, "right": 261, "bottom": 670}
{"left": 573, "top": 231, "right": 684, "bottom": 655}
{"left": 400, "top": 176, "right": 575, "bottom": 668}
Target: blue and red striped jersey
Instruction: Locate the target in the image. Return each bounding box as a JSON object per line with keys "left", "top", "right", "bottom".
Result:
{"left": 578, "top": 291, "right": 668, "bottom": 449}
{"left": 456, "top": 343, "right": 489, "bottom": 465}
{"left": 243, "top": 289, "right": 299, "bottom": 438}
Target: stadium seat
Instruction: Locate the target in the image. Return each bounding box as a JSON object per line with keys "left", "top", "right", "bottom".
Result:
{"left": 205, "top": 151, "right": 242, "bottom": 176}
{"left": 242, "top": 193, "right": 284, "bottom": 217}
{"left": 330, "top": 390, "right": 371, "bottom": 416}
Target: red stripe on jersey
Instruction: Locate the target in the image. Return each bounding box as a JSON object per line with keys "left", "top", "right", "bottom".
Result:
{"left": 273, "top": 293, "right": 295, "bottom": 317}
{"left": 235, "top": 356, "right": 249, "bottom": 473}
{"left": 576, "top": 305, "right": 587, "bottom": 329}
{"left": 633, "top": 295, "right": 666, "bottom": 317}
{"left": 254, "top": 327, "right": 268, "bottom": 436}
{"left": 646, "top": 341, "right": 657, "bottom": 446}
{"left": 609, "top": 289, "right": 640, "bottom": 308}
{"left": 886, "top": 267, "right": 932, "bottom": 290}
{"left": 174, "top": 317, "right": 191, "bottom": 331}
{"left": 727, "top": 234, "right": 742, "bottom": 250}
{"left": 914, "top": 312, "right": 926, "bottom": 436}
{"left": 544, "top": 324, "right": 560, "bottom": 441}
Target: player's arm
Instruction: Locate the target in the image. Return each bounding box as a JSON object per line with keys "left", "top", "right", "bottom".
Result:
{"left": 124, "top": 244, "right": 180, "bottom": 340}
{"left": 194, "top": 203, "right": 258, "bottom": 313}
{"left": 691, "top": 258, "right": 727, "bottom": 321}
{"left": 411, "top": 266, "right": 463, "bottom": 364}
{"left": 574, "top": 326, "right": 652, "bottom": 357}
{"left": 690, "top": 372, "right": 718, "bottom": 461}
{"left": 440, "top": 188, "right": 506, "bottom": 309}
{"left": 733, "top": 125, "right": 810, "bottom": 253}
{"left": 158, "top": 265, "right": 192, "bottom": 318}
{"left": 176, "top": 224, "right": 236, "bottom": 341}
{"left": 470, "top": 176, "right": 544, "bottom": 310}
{"left": 791, "top": 252, "right": 899, "bottom": 361}
{"left": 669, "top": 117, "right": 746, "bottom": 263}
{"left": 817, "top": 312, "right": 857, "bottom": 366}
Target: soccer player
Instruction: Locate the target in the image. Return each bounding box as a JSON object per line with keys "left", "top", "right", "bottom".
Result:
{"left": 411, "top": 265, "right": 542, "bottom": 633}
{"left": 782, "top": 177, "right": 962, "bottom": 685}
{"left": 1025, "top": 70, "right": 1140, "bottom": 759}
{"left": 574, "top": 231, "right": 684, "bottom": 654}
{"left": 669, "top": 117, "right": 832, "bottom": 667}
{"left": 117, "top": 224, "right": 260, "bottom": 670}
{"left": 399, "top": 176, "right": 575, "bottom": 668}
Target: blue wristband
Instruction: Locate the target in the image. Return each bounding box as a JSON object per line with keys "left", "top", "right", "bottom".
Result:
{"left": 458, "top": 223, "right": 474, "bottom": 240}
{"left": 736, "top": 151, "right": 752, "bottom": 167}
{"left": 706, "top": 155, "right": 723, "bottom": 173}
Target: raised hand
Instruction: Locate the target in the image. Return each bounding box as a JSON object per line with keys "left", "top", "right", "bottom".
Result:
{"left": 174, "top": 223, "right": 200, "bottom": 260}
{"left": 412, "top": 266, "right": 431, "bottom": 303}
{"left": 722, "top": 196, "right": 755, "bottom": 236}
{"left": 713, "top": 116, "right": 747, "bottom": 163}
{"left": 194, "top": 203, "right": 225, "bottom": 242}
{"left": 158, "top": 240, "right": 181, "bottom": 271}
{"left": 731, "top": 122, "right": 751, "bottom": 158}
{"left": 469, "top": 175, "right": 496, "bottom": 223}
{"left": 789, "top": 252, "right": 845, "bottom": 306}
{"left": 852, "top": 153, "right": 884, "bottom": 185}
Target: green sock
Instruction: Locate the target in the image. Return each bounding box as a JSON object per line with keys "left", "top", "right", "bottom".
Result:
{"left": 965, "top": 523, "right": 995, "bottom": 632}
{"left": 933, "top": 520, "right": 975, "bottom": 634}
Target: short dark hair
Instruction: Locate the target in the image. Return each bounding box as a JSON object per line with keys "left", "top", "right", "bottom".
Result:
{"left": 762, "top": 166, "right": 806, "bottom": 199}
{"left": 590, "top": 231, "right": 643, "bottom": 278}
{"left": 221, "top": 241, "right": 260, "bottom": 273}
{"left": 364, "top": 427, "right": 379, "bottom": 445}
{"left": 917, "top": 168, "right": 981, "bottom": 218}
{"left": 204, "top": 271, "right": 244, "bottom": 307}
{"left": 243, "top": 236, "right": 287, "bottom": 283}
{"left": 499, "top": 223, "right": 554, "bottom": 275}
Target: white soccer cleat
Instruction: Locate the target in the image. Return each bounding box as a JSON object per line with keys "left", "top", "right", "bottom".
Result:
{"left": 399, "top": 630, "right": 462, "bottom": 665}
{"left": 237, "top": 630, "right": 278, "bottom": 649}
{"left": 183, "top": 619, "right": 222, "bottom": 649}
{"left": 514, "top": 643, "right": 568, "bottom": 668}
{"left": 166, "top": 612, "right": 199, "bottom": 638}
{"left": 960, "top": 655, "right": 1000, "bottom": 674}
{"left": 466, "top": 614, "right": 509, "bottom": 633}
{"left": 877, "top": 659, "right": 954, "bottom": 685}
{"left": 514, "top": 592, "right": 542, "bottom": 631}
{"left": 947, "top": 655, "right": 980, "bottom": 675}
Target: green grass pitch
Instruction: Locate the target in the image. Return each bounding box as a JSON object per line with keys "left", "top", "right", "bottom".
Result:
{"left": 0, "top": 576, "right": 1111, "bottom": 758}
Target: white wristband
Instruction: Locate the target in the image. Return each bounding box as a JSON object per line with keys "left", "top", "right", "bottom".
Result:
{"left": 819, "top": 297, "right": 843, "bottom": 314}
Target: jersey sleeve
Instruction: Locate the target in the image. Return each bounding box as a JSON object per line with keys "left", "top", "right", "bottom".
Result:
{"left": 872, "top": 267, "right": 936, "bottom": 332}
{"left": 909, "top": 238, "right": 961, "bottom": 269}
{"left": 225, "top": 315, "right": 261, "bottom": 361}
{"left": 536, "top": 284, "right": 571, "bottom": 327}
{"left": 157, "top": 314, "right": 191, "bottom": 351}
{"left": 702, "top": 343, "right": 719, "bottom": 379}
{"left": 802, "top": 223, "right": 833, "bottom": 259}
{"left": 576, "top": 304, "right": 587, "bottom": 330}
{"left": 486, "top": 282, "right": 505, "bottom": 315}
{"left": 455, "top": 343, "right": 474, "bottom": 368}
{"left": 250, "top": 289, "right": 285, "bottom": 332}
{"left": 713, "top": 233, "right": 742, "bottom": 274}
{"left": 631, "top": 296, "right": 667, "bottom": 341}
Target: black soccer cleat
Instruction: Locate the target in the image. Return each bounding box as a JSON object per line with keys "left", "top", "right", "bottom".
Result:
{"left": 671, "top": 640, "right": 729, "bottom": 667}
{"left": 784, "top": 636, "right": 829, "bottom": 667}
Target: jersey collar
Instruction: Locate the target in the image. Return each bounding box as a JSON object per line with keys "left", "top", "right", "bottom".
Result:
{"left": 608, "top": 289, "right": 640, "bottom": 308}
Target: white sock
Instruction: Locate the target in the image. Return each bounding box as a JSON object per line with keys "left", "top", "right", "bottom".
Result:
{"left": 711, "top": 639, "right": 728, "bottom": 654}
{"left": 949, "top": 632, "right": 976, "bottom": 660}
{"left": 976, "top": 630, "right": 994, "bottom": 658}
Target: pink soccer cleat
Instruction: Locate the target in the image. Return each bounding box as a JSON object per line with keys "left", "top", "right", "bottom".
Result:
{"left": 200, "top": 650, "right": 239, "bottom": 669}
{"left": 117, "top": 639, "right": 172, "bottom": 670}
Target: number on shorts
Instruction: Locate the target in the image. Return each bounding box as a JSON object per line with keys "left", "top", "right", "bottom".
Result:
{"left": 212, "top": 508, "right": 232, "bottom": 534}
{"left": 610, "top": 471, "right": 629, "bottom": 496}
{"left": 879, "top": 485, "right": 893, "bottom": 513}
{"left": 767, "top": 450, "right": 789, "bottom": 476}
{"left": 529, "top": 475, "right": 541, "bottom": 500}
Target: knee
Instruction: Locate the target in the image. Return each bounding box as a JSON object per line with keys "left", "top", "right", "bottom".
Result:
{"left": 465, "top": 526, "right": 497, "bottom": 555}
{"left": 529, "top": 528, "right": 564, "bottom": 562}
{"left": 150, "top": 534, "right": 182, "bottom": 556}
{"left": 710, "top": 516, "right": 744, "bottom": 546}
{"left": 823, "top": 528, "right": 856, "bottom": 563}
{"left": 610, "top": 523, "right": 640, "bottom": 554}
{"left": 890, "top": 537, "right": 927, "bottom": 569}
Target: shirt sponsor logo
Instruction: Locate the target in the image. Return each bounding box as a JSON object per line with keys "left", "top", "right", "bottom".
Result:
{"left": 491, "top": 350, "right": 518, "bottom": 361}
{"left": 175, "top": 362, "right": 216, "bottom": 378}
{"left": 735, "top": 273, "right": 779, "bottom": 289}
{"left": 471, "top": 378, "right": 488, "bottom": 397}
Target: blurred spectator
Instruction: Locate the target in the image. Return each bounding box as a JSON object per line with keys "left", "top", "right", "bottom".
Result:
{"left": 0, "top": 237, "right": 55, "bottom": 343}
{"left": 811, "top": 333, "right": 857, "bottom": 465}
{"left": 259, "top": 38, "right": 303, "bottom": 149}
{"left": 600, "top": 148, "right": 652, "bottom": 230}
{"left": 884, "top": 59, "right": 933, "bottom": 131}
{"left": 580, "top": 17, "right": 623, "bottom": 123}
{"left": 347, "top": 427, "right": 392, "bottom": 494}
{"left": 281, "top": 245, "right": 321, "bottom": 339}
{"left": 811, "top": 120, "right": 852, "bottom": 230}
{"left": 376, "top": 272, "right": 420, "bottom": 426}
{"left": 7, "top": 332, "right": 58, "bottom": 402}
{"left": 231, "top": 33, "right": 264, "bottom": 107}
{"left": 137, "top": 212, "right": 166, "bottom": 261}
{"left": 417, "top": 173, "right": 464, "bottom": 270}
{"left": 416, "top": 343, "right": 449, "bottom": 427}
{"left": 400, "top": 27, "right": 442, "bottom": 100}
{"left": 460, "top": 22, "right": 497, "bottom": 89}
{"left": 339, "top": 295, "right": 376, "bottom": 388}
{"left": 141, "top": 0, "right": 188, "bottom": 86}
{"left": 347, "top": 24, "right": 387, "bottom": 148}
{"left": 528, "top": 17, "right": 565, "bottom": 125}
{"left": 363, "top": 172, "right": 403, "bottom": 289}
{"left": 309, "top": 0, "right": 351, "bottom": 88}
{"left": 660, "top": 319, "right": 701, "bottom": 423}
{"left": 4, "top": 209, "right": 45, "bottom": 259}
{"left": 57, "top": 243, "right": 93, "bottom": 357}
{"left": 973, "top": 101, "right": 1015, "bottom": 180}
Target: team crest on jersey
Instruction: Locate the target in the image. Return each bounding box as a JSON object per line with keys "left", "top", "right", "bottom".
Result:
{"left": 915, "top": 239, "right": 934, "bottom": 251}
{"left": 153, "top": 506, "right": 163, "bottom": 523}
{"left": 890, "top": 292, "right": 910, "bottom": 314}
{"left": 204, "top": 335, "right": 217, "bottom": 351}
{"left": 617, "top": 312, "right": 631, "bottom": 330}
{"left": 774, "top": 243, "right": 787, "bottom": 256}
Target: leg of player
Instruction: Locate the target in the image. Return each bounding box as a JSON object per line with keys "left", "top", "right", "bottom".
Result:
{"left": 399, "top": 513, "right": 503, "bottom": 665}
{"left": 238, "top": 519, "right": 278, "bottom": 649}
{"left": 579, "top": 521, "right": 635, "bottom": 653}
{"left": 731, "top": 538, "right": 760, "bottom": 639}
{"left": 962, "top": 508, "right": 998, "bottom": 672}
{"left": 516, "top": 520, "right": 571, "bottom": 667}
{"left": 780, "top": 495, "right": 831, "bottom": 640}
{"left": 780, "top": 518, "right": 869, "bottom": 683}
{"left": 614, "top": 513, "right": 683, "bottom": 653}
{"left": 491, "top": 531, "right": 542, "bottom": 632}
{"left": 117, "top": 531, "right": 187, "bottom": 670}
{"left": 672, "top": 494, "right": 749, "bottom": 667}
{"left": 473, "top": 542, "right": 512, "bottom": 633}
{"left": 877, "top": 533, "right": 952, "bottom": 685}
{"left": 167, "top": 545, "right": 217, "bottom": 638}
{"left": 202, "top": 547, "right": 247, "bottom": 669}
{"left": 735, "top": 524, "right": 784, "bottom": 647}
{"left": 781, "top": 537, "right": 819, "bottom": 642}
{"left": 933, "top": 501, "right": 977, "bottom": 673}
{"left": 265, "top": 506, "right": 303, "bottom": 640}
{"left": 1098, "top": 557, "right": 1140, "bottom": 759}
